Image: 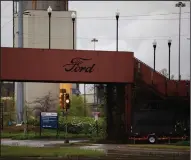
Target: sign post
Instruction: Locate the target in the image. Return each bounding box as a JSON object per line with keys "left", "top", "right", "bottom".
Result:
{"left": 0, "top": 103, "right": 3, "bottom": 130}
{"left": 92, "top": 112, "right": 100, "bottom": 136}
{"left": 63, "top": 109, "right": 69, "bottom": 143}
{"left": 40, "top": 112, "right": 58, "bottom": 138}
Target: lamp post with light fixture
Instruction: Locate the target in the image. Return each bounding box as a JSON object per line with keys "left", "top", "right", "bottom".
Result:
{"left": 151, "top": 40, "right": 157, "bottom": 84}
{"left": 71, "top": 12, "right": 79, "bottom": 94}
{"left": 153, "top": 40, "right": 157, "bottom": 72}
{"left": 91, "top": 38, "right": 98, "bottom": 110}
{"left": 71, "top": 12, "right": 76, "bottom": 50}
{"left": 47, "top": 6, "right": 52, "bottom": 49}
{"left": 175, "top": 1, "right": 186, "bottom": 81}
{"left": 168, "top": 39, "right": 172, "bottom": 80}
{"left": 115, "top": 11, "right": 120, "bottom": 51}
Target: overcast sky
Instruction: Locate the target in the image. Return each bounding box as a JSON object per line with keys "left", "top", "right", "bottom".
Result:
{"left": 1, "top": 1, "right": 190, "bottom": 93}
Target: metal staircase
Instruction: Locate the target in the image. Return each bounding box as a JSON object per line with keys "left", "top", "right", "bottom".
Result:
{"left": 134, "top": 58, "right": 190, "bottom": 99}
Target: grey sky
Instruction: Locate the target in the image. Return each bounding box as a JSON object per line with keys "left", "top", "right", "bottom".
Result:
{"left": 1, "top": 1, "right": 190, "bottom": 93}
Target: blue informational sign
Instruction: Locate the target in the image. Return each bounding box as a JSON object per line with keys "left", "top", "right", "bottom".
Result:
{"left": 40, "top": 112, "right": 58, "bottom": 129}
{"left": 72, "top": 88, "right": 81, "bottom": 95}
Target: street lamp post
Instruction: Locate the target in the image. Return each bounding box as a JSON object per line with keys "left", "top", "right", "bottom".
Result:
{"left": 84, "top": 84, "right": 86, "bottom": 116}
{"left": 115, "top": 11, "right": 120, "bottom": 51}
{"left": 71, "top": 12, "right": 79, "bottom": 93}
{"left": 152, "top": 40, "right": 157, "bottom": 72}
{"left": 71, "top": 12, "right": 76, "bottom": 50}
{"left": 168, "top": 39, "right": 172, "bottom": 80}
{"left": 91, "top": 38, "right": 98, "bottom": 110}
{"left": 175, "top": 1, "right": 186, "bottom": 81}
{"left": 47, "top": 6, "right": 52, "bottom": 49}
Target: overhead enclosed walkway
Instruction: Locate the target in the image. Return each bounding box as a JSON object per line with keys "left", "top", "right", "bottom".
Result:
{"left": 1, "top": 47, "right": 189, "bottom": 141}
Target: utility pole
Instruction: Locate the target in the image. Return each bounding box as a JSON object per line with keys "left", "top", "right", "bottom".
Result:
{"left": 13, "top": 0, "right": 16, "bottom": 116}
{"left": 16, "top": 1, "right": 24, "bottom": 124}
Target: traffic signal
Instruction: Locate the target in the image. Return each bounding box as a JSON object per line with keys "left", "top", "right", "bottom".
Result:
{"left": 60, "top": 93, "right": 65, "bottom": 109}
{"left": 65, "top": 93, "right": 70, "bottom": 109}
{"left": 60, "top": 89, "right": 66, "bottom": 94}
{"left": 60, "top": 88, "right": 66, "bottom": 109}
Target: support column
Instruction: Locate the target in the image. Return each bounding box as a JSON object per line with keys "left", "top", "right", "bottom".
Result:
{"left": 106, "top": 84, "right": 113, "bottom": 140}
{"left": 125, "top": 84, "right": 133, "bottom": 133}
{"left": 116, "top": 83, "right": 127, "bottom": 141}
{"left": 106, "top": 83, "right": 127, "bottom": 142}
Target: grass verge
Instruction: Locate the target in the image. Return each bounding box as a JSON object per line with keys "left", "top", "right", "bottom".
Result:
{"left": 1, "top": 145, "right": 105, "bottom": 157}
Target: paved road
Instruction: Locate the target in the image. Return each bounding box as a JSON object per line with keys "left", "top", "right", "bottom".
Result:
{"left": 80, "top": 144, "right": 190, "bottom": 160}
{"left": 80, "top": 144, "right": 190, "bottom": 154}
{"left": 1, "top": 139, "right": 87, "bottom": 147}
{"left": 1, "top": 140, "right": 190, "bottom": 160}
{"left": 2, "top": 139, "right": 190, "bottom": 155}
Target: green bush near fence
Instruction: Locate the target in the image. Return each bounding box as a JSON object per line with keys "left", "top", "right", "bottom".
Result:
{"left": 27, "top": 116, "right": 106, "bottom": 138}
{"left": 1, "top": 96, "right": 107, "bottom": 140}
{"left": 175, "top": 141, "right": 190, "bottom": 146}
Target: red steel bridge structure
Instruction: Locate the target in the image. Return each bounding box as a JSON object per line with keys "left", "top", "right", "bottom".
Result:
{"left": 1, "top": 47, "right": 190, "bottom": 141}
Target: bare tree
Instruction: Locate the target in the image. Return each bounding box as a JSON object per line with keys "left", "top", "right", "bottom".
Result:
{"left": 30, "top": 92, "right": 57, "bottom": 118}
{"left": 160, "top": 68, "right": 174, "bottom": 80}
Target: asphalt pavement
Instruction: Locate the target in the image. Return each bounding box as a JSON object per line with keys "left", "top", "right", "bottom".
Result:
{"left": 1, "top": 139, "right": 190, "bottom": 160}
{"left": 1, "top": 139, "right": 87, "bottom": 147}
{"left": 2, "top": 139, "right": 190, "bottom": 155}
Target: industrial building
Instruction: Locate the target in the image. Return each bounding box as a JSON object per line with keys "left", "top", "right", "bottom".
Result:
{"left": 13, "top": 1, "right": 77, "bottom": 110}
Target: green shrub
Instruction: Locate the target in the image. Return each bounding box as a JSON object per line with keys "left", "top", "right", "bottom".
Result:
{"left": 59, "top": 116, "right": 106, "bottom": 137}
{"left": 27, "top": 118, "right": 39, "bottom": 126}
{"left": 26, "top": 116, "right": 106, "bottom": 138}
{"left": 175, "top": 141, "right": 190, "bottom": 146}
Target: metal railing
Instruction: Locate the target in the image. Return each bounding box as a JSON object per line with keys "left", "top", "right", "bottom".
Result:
{"left": 134, "top": 58, "right": 190, "bottom": 97}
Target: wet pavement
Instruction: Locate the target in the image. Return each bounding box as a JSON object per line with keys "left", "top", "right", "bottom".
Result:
{"left": 80, "top": 144, "right": 190, "bottom": 154}
{"left": 1, "top": 139, "right": 190, "bottom": 160}
{"left": 2, "top": 139, "right": 190, "bottom": 157}
{"left": 1, "top": 139, "right": 87, "bottom": 147}
{"left": 79, "top": 144, "right": 190, "bottom": 160}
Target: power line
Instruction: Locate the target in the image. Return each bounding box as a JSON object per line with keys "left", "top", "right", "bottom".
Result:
{"left": 22, "top": 32, "right": 189, "bottom": 38}
{"left": 1, "top": 11, "right": 189, "bottom": 29}
{"left": 2, "top": 11, "right": 190, "bottom": 19}
{"left": 1, "top": 17, "right": 189, "bottom": 29}
{"left": 19, "top": 33, "right": 189, "bottom": 42}
{"left": 120, "top": 11, "right": 190, "bottom": 17}
{"left": 6, "top": 16, "right": 190, "bottom": 21}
